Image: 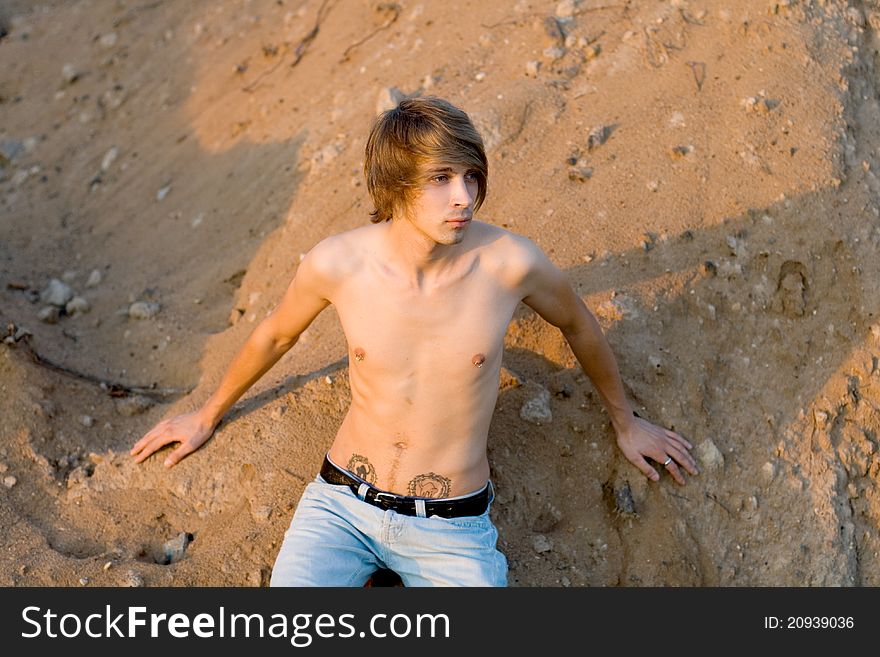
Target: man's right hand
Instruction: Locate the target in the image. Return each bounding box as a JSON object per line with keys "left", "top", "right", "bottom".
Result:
{"left": 130, "top": 410, "right": 217, "bottom": 468}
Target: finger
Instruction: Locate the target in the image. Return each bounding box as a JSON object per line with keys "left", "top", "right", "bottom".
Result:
{"left": 131, "top": 420, "right": 170, "bottom": 455}
{"left": 666, "top": 443, "right": 699, "bottom": 475}
{"left": 665, "top": 429, "right": 692, "bottom": 450}
{"left": 130, "top": 430, "right": 156, "bottom": 455}
{"left": 132, "top": 433, "right": 175, "bottom": 463}
{"left": 631, "top": 455, "right": 660, "bottom": 482}
{"left": 164, "top": 442, "right": 195, "bottom": 468}
{"left": 664, "top": 459, "right": 686, "bottom": 485}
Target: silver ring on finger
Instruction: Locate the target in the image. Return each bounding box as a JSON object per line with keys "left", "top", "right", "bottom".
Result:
{"left": 662, "top": 456, "right": 672, "bottom": 467}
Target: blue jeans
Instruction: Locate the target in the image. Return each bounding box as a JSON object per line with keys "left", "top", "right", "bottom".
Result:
{"left": 269, "top": 475, "right": 508, "bottom": 587}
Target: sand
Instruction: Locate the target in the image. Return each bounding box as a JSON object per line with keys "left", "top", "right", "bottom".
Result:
{"left": 1, "top": 0, "right": 880, "bottom": 586}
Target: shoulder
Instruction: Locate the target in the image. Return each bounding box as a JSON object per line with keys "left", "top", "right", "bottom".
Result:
{"left": 300, "top": 224, "right": 376, "bottom": 280}
{"left": 472, "top": 221, "right": 550, "bottom": 291}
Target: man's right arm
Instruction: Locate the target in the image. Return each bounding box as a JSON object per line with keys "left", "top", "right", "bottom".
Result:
{"left": 130, "top": 239, "right": 339, "bottom": 467}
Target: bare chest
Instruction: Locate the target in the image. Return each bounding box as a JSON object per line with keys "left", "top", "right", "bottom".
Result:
{"left": 334, "top": 269, "right": 518, "bottom": 379}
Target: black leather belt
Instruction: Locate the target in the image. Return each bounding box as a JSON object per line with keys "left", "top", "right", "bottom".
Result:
{"left": 319, "top": 456, "right": 491, "bottom": 518}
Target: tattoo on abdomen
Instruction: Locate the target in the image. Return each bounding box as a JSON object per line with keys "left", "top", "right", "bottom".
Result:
{"left": 407, "top": 473, "right": 451, "bottom": 498}
{"left": 347, "top": 454, "right": 377, "bottom": 485}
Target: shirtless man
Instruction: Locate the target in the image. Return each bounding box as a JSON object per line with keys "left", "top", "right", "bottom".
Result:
{"left": 131, "top": 97, "right": 698, "bottom": 586}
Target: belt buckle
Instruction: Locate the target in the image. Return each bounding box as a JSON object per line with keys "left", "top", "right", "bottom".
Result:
{"left": 372, "top": 491, "right": 398, "bottom": 508}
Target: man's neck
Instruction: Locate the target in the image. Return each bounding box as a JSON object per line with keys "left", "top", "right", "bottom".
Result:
{"left": 385, "top": 217, "right": 462, "bottom": 288}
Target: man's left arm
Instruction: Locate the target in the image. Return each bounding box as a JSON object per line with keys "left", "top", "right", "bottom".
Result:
{"left": 518, "top": 239, "right": 698, "bottom": 485}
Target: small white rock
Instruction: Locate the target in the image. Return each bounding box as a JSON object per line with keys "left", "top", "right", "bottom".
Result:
{"left": 543, "top": 45, "right": 565, "bottom": 60}
{"left": 555, "top": 0, "right": 577, "bottom": 19}
{"left": 62, "top": 63, "right": 80, "bottom": 83}
{"left": 128, "top": 301, "right": 161, "bottom": 319}
{"left": 695, "top": 439, "right": 724, "bottom": 471}
{"left": 41, "top": 278, "right": 74, "bottom": 307}
{"left": 37, "top": 306, "right": 61, "bottom": 324}
{"left": 3, "top": 475, "right": 17, "bottom": 488}
{"left": 101, "top": 147, "right": 119, "bottom": 172}
{"left": 86, "top": 269, "right": 103, "bottom": 288}
{"left": 525, "top": 60, "right": 541, "bottom": 78}
{"left": 532, "top": 534, "right": 553, "bottom": 553}
{"left": 66, "top": 296, "right": 90, "bottom": 315}
{"left": 156, "top": 184, "right": 171, "bottom": 201}
{"left": 99, "top": 32, "right": 118, "bottom": 48}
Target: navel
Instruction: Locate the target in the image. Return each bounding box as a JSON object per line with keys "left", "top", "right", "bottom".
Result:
{"left": 353, "top": 347, "right": 366, "bottom": 362}
{"left": 472, "top": 353, "right": 485, "bottom": 368}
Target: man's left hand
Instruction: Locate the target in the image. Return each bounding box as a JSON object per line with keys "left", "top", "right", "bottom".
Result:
{"left": 614, "top": 415, "right": 699, "bottom": 485}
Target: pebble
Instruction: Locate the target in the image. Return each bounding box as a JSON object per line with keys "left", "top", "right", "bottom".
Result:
{"left": 66, "top": 296, "right": 90, "bottom": 316}
{"left": 568, "top": 166, "right": 593, "bottom": 182}
{"left": 743, "top": 95, "right": 779, "bottom": 113}
{"left": 252, "top": 506, "right": 272, "bottom": 523}
{"left": 103, "top": 561, "right": 113, "bottom": 571}
{"left": 695, "top": 439, "right": 724, "bottom": 471}
{"left": 520, "top": 385, "right": 553, "bottom": 425}
{"left": 761, "top": 461, "right": 776, "bottom": 482}
{"left": 587, "top": 124, "right": 609, "bottom": 150}
{"left": 79, "top": 577, "right": 89, "bottom": 586}
{"left": 40, "top": 279, "right": 74, "bottom": 307}
{"left": 555, "top": 0, "right": 577, "bottom": 19}
{"left": 163, "top": 532, "right": 193, "bottom": 564}
{"left": 128, "top": 301, "right": 160, "bottom": 319}
{"left": 0, "top": 139, "right": 25, "bottom": 164}
{"left": 532, "top": 534, "right": 553, "bottom": 553}
{"left": 62, "top": 63, "right": 81, "bottom": 84}
{"left": 100, "top": 85, "right": 127, "bottom": 110}
{"left": 86, "top": 269, "right": 103, "bottom": 288}
{"left": 614, "top": 482, "right": 636, "bottom": 516}
{"left": 3, "top": 475, "right": 17, "bottom": 488}
{"left": 101, "top": 147, "right": 119, "bottom": 172}
{"left": 583, "top": 43, "right": 601, "bottom": 61}
{"left": 125, "top": 570, "right": 144, "bottom": 587}
{"left": 80, "top": 415, "right": 94, "bottom": 428}
{"left": 0, "top": 463, "right": 6, "bottom": 473}
{"left": 99, "top": 32, "right": 118, "bottom": 48}
{"left": 156, "top": 184, "right": 171, "bottom": 201}
{"left": 115, "top": 395, "right": 155, "bottom": 417}
{"left": 543, "top": 45, "right": 566, "bottom": 61}
{"left": 37, "top": 306, "right": 61, "bottom": 324}
{"left": 525, "top": 60, "right": 541, "bottom": 78}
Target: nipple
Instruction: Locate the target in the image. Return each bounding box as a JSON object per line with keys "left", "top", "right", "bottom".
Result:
{"left": 472, "top": 353, "right": 485, "bottom": 368}
{"left": 354, "top": 347, "right": 365, "bottom": 362}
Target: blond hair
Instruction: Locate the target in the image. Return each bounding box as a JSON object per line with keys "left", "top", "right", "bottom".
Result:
{"left": 363, "top": 97, "right": 488, "bottom": 223}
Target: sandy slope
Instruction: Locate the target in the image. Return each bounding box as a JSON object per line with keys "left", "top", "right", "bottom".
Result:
{"left": 1, "top": 0, "right": 880, "bottom": 586}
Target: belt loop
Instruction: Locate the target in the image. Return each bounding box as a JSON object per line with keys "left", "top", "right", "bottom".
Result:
{"left": 357, "top": 483, "right": 369, "bottom": 500}
{"left": 415, "top": 498, "right": 427, "bottom": 518}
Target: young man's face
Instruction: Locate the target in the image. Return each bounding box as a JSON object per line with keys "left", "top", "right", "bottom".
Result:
{"left": 400, "top": 161, "right": 479, "bottom": 246}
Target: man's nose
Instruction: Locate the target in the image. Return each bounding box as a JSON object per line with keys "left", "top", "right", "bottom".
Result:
{"left": 450, "top": 176, "right": 473, "bottom": 207}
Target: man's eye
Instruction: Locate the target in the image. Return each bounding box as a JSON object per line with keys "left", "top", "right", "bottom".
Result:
{"left": 433, "top": 175, "right": 448, "bottom": 183}
{"left": 465, "top": 172, "right": 478, "bottom": 182}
